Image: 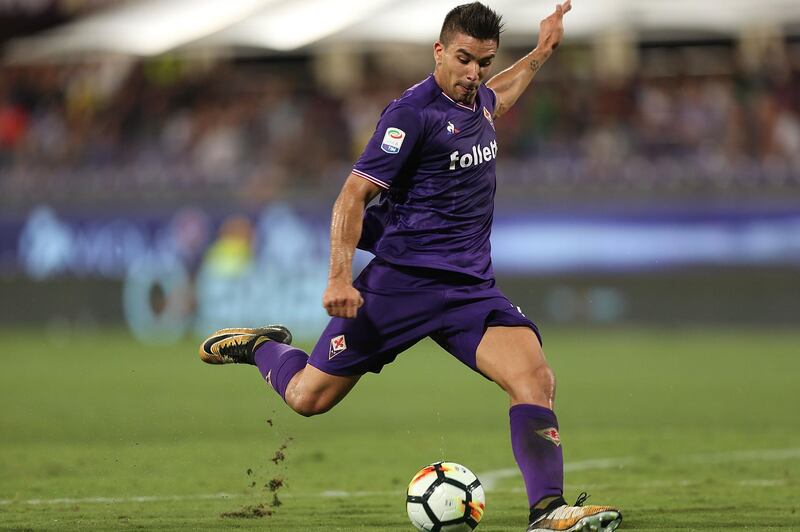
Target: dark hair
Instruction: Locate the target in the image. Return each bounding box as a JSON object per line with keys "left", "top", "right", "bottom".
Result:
{"left": 439, "top": 2, "right": 504, "bottom": 46}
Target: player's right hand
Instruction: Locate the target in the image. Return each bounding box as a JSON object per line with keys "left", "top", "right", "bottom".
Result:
{"left": 322, "top": 279, "right": 364, "bottom": 319}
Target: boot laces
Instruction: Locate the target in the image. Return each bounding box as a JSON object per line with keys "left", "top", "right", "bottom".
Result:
{"left": 220, "top": 336, "right": 254, "bottom": 363}
{"left": 573, "top": 492, "right": 590, "bottom": 507}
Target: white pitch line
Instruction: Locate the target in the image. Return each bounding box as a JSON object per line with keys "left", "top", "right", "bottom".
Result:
{"left": 478, "top": 456, "right": 635, "bottom": 491}
{"left": 477, "top": 447, "right": 800, "bottom": 491}
{"left": 0, "top": 493, "right": 239, "bottom": 506}
{"left": 687, "top": 448, "right": 800, "bottom": 463}
{"left": 1, "top": 447, "right": 797, "bottom": 506}
{"left": 737, "top": 479, "right": 787, "bottom": 487}
{"left": 320, "top": 490, "right": 396, "bottom": 498}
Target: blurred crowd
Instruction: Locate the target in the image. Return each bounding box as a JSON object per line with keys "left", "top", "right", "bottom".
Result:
{"left": 1, "top": 41, "right": 799, "bottom": 208}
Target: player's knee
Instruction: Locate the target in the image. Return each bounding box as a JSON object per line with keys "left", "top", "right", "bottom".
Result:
{"left": 290, "top": 400, "right": 322, "bottom": 417}
{"left": 289, "top": 394, "right": 332, "bottom": 417}
{"left": 505, "top": 363, "right": 556, "bottom": 406}
{"left": 533, "top": 364, "right": 556, "bottom": 399}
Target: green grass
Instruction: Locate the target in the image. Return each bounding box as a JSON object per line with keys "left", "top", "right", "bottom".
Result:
{"left": 1, "top": 325, "right": 799, "bottom": 530}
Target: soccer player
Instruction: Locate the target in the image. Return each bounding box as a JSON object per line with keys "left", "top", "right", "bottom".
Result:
{"left": 199, "top": 2, "right": 622, "bottom": 530}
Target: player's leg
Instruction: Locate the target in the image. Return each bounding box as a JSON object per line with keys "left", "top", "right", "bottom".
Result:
{"left": 199, "top": 325, "right": 359, "bottom": 417}
{"left": 435, "top": 299, "right": 564, "bottom": 513}
{"left": 476, "top": 326, "right": 621, "bottom": 532}
{"left": 475, "top": 326, "right": 564, "bottom": 514}
{"left": 252, "top": 338, "right": 360, "bottom": 417}
{"left": 475, "top": 325, "right": 554, "bottom": 407}
{"left": 199, "top": 259, "right": 444, "bottom": 417}
{"left": 281, "top": 363, "right": 360, "bottom": 417}
{"left": 437, "top": 286, "right": 621, "bottom": 531}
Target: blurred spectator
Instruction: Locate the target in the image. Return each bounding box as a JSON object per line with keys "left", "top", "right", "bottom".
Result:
{"left": 1, "top": 40, "right": 798, "bottom": 207}
{"left": 202, "top": 215, "right": 255, "bottom": 277}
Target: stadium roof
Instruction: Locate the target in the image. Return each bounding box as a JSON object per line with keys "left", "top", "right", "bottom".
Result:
{"left": 5, "top": 0, "right": 800, "bottom": 62}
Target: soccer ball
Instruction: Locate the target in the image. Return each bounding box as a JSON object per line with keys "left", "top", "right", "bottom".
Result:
{"left": 406, "top": 461, "right": 485, "bottom": 531}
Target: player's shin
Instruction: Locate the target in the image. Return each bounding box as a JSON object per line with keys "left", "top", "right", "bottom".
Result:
{"left": 509, "top": 404, "right": 565, "bottom": 512}
{"left": 254, "top": 342, "right": 308, "bottom": 402}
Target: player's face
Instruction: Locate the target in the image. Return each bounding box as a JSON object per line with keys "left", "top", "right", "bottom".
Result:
{"left": 433, "top": 33, "right": 497, "bottom": 106}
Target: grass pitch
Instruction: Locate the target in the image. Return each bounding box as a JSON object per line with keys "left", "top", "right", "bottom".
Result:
{"left": 1, "top": 325, "right": 798, "bottom": 531}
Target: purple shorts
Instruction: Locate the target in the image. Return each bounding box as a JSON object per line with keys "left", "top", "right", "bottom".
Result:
{"left": 308, "top": 258, "right": 540, "bottom": 378}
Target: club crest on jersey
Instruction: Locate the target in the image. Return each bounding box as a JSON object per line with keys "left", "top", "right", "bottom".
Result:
{"left": 381, "top": 127, "right": 406, "bottom": 154}
{"left": 536, "top": 427, "right": 561, "bottom": 447}
{"left": 446, "top": 121, "right": 460, "bottom": 135}
{"left": 329, "top": 334, "right": 347, "bottom": 359}
{"left": 483, "top": 106, "right": 495, "bottom": 130}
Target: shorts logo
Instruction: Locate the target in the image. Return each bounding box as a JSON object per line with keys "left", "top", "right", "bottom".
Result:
{"left": 483, "top": 106, "right": 495, "bottom": 130}
{"left": 329, "top": 334, "right": 347, "bottom": 359}
{"left": 381, "top": 127, "right": 406, "bottom": 154}
{"left": 536, "top": 427, "right": 561, "bottom": 447}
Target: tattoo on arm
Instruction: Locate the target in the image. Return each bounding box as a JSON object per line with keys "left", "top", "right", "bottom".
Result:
{"left": 529, "top": 58, "right": 542, "bottom": 73}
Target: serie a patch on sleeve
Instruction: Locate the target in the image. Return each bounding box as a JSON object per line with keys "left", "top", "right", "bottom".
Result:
{"left": 381, "top": 127, "right": 406, "bottom": 154}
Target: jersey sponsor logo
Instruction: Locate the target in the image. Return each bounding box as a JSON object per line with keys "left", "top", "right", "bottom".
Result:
{"left": 536, "top": 427, "right": 561, "bottom": 447}
{"left": 446, "top": 121, "right": 460, "bottom": 135}
{"left": 483, "top": 106, "right": 495, "bottom": 130}
{"left": 329, "top": 334, "right": 347, "bottom": 359}
{"left": 448, "top": 140, "right": 498, "bottom": 170}
{"left": 381, "top": 127, "right": 406, "bottom": 154}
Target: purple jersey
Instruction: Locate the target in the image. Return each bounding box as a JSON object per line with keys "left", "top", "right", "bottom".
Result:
{"left": 353, "top": 74, "right": 499, "bottom": 280}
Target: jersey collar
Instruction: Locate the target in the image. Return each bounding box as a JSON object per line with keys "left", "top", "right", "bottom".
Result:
{"left": 439, "top": 90, "right": 477, "bottom": 112}
{"left": 430, "top": 74, "right": 478, "bottom": 112}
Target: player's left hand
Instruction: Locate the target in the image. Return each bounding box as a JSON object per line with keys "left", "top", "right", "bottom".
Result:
{"left": 537, "top": 0, "right": 571, "bottom": 52}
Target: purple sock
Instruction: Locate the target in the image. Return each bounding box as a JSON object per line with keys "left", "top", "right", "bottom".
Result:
{"left": 509, "top": 404, "right": 564, "bottom": 507}
{"left": 253, "top": 341, "right": 308, "bottom": 402}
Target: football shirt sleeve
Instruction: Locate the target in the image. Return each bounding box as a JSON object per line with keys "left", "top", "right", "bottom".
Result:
{"left": 352, "top": 104, "right": 422, "bottom": 189}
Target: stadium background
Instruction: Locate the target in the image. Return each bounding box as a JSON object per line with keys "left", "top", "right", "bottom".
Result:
{"left": 1, "top": 1, "right": 799, "bottom": 530}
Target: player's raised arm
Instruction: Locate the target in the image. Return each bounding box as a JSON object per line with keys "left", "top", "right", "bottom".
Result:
{"left": 486, "top": 0, "right": 571, "bottom": 119}
{"left": 323, "top": 173, "right": 382, "bottom": 319}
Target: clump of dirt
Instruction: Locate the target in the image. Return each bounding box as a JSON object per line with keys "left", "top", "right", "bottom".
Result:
{"left": 270, "top": 437, "right": 293, "bottom": 464}
{"left": 267, "top": 477, "right": 285, "bottom": 507}
{"left": 220, "top": 437, "right": 293, "bottom": 519}
{"left": 220, "top": 504, "right": 273, "bottom": 518}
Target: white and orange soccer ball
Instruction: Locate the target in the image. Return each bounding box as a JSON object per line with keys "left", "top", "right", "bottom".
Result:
{"left": 406, "top": 461, "right": 486, "bottom": 531}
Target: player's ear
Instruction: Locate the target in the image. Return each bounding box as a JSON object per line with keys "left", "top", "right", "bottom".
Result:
{"left": 433, "top": 41, "right": 444, "bottom": 67}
